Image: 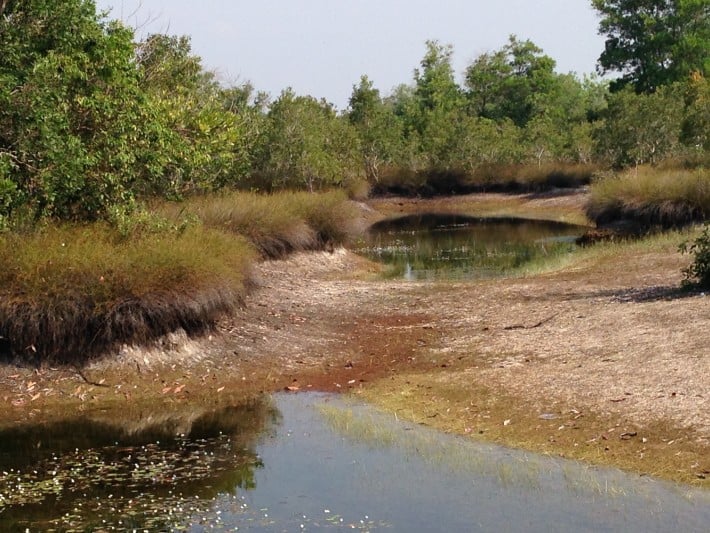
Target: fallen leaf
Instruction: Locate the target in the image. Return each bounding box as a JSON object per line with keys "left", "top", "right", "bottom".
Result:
{"left": 285, "top": 385, "right": 300, "bottom": 392}
{"left": 173, "top": 384, "right": 185, "bottom": 394}
{"left": 161, "top": 386, "right": 172, "bottom": 394}
{"left": 30, "top": 393, "right": 41, "bottom": 402}
{"left": 217, "top": 386, "right": 225, "bottom": 393}
{"left": 503, "top": 419, "right": 511, "bottom": 426}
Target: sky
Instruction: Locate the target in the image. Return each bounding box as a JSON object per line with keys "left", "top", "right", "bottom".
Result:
{"left": 95, "top": 0, "right": 607, "bottom": 110}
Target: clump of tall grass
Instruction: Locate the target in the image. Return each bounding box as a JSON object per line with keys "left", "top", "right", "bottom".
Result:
{"left": 161, "top": 190, "right": 363, "bottom": 259}
{"left": 470, "top": 163, "right": 597, "bottom": 191}
{"left": 0, "top": 224, "right": 254, "bottom": 364}
{"left": 586, "top": 167, "right": 710, "bottom": 228}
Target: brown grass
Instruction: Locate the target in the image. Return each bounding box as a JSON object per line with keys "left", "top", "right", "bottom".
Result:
{"left": 0, "top": 190, "right": 366, "bottom": 364}
{"left": 586, "top": 166, "right": 710, "bottom": 228}
{"left": 0, "top": 225, "right": 254, "bottom": 364}
{"left": 372, "top": 163, "right": 597, "bottom": 196}
{"left": 160, "top": 190, "right": 364, "bottom": 259}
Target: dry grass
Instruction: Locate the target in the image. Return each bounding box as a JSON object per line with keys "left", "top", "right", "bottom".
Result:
{"left": 586, "top": 166, "right": 710, "bottom": 228}
{"left": 373, "top": 163, "right": 597, "bottom": 196}
{"left": 471, "top": 162, "right": 597, "bottom": 190}
{"left": 160, "top": 190, "right": 364, "bottom": 259}
{"left": 0, "top": 224, "right": 254, "bottom": 364}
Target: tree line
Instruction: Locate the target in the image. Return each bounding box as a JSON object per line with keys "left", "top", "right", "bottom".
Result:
{"left": 0, "top": 0, "right": 707, "bottom": 226}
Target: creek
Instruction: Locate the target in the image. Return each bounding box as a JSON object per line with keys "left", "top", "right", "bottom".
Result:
{"left": 356, "top": 213, "right": 587, "bottom": 280}
{"left": 1, "top": 393, "right": 708, "bottom": 531}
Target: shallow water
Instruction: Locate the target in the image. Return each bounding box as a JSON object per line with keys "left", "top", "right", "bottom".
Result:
{"left": 1, "top": 393, "right": 708, "bottom": 531}
{"left": 357, "top": 213, "right": 587, "bottom": 280}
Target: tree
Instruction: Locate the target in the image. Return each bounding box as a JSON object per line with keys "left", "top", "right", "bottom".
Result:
{"left": 592, "top": 0, "right": 710, "bottom": 93}
{"left": 347, "top": 75, "right": 404, "bottom": 182}
{"left": 258, "top": 89, "right": 361, "bottom": 191}
{"left": 0, "top": 0, "right": 151, "bottom": 220}
{"left": 410, "top": 41, "right": 464, "bottom": 169}
{"left": 135, "top": 34, "right": 255, "bottom": 196}
{"left": 464, "top": 36, "right": 558, "bottom": 127}
{"left": 680, "top": 71, "right": 710, "bottom": 151}
{"left": 593, "top": 85, "right": 685, "bottom": 167}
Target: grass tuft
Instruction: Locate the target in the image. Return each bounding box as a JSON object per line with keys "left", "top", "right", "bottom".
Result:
{"left": 0, "top": 190, "right": 365, "bottom": 364}
{"left": 372, "top": 163, "right": 597, "bottom": 196}
{"left": 586, "top": 167, "right": 710, "bottom": 228}
{"left": 161, "top": 190, "right": 364, "bottom": 259}
{"left": 0, "top": 225, "right": 254, "bottom": 364}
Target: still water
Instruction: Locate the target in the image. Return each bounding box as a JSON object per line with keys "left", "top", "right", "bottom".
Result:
{"left": 357, "top": 214, "right": 587, "bottom": 280}
{"left": 1, "top": 393, "right": 708, "bottom": 531}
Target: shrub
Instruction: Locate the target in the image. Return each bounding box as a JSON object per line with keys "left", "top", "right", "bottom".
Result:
{"left": 680, "top": 224, "right": 710, "bottom": 289}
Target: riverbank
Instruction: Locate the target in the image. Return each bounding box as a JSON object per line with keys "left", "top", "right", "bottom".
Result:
{"left": 0, "top": 191, "right": 707, "bottom": 486}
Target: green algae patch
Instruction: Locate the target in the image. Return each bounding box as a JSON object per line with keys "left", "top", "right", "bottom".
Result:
{"left": 358, "top": 371, "right": 710, "bottom": 488}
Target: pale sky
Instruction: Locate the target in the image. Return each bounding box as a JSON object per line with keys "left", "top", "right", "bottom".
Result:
{"left": 96, "top": 0, "right": 606, "bottom": 109}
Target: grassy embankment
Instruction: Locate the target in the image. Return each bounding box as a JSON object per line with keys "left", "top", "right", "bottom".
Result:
{"left": 586, "top": 166, "right": 709, "bottom": 228}
{"left": 0, "top": 191, "right": 361, "bottom": 366}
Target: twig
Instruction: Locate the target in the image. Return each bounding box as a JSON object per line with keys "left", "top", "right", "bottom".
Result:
{"left": 73, "top": 366, "right": 109, "bottom": 387}
{"left": 503, "top": 313, "right": 559, "bottom": 330}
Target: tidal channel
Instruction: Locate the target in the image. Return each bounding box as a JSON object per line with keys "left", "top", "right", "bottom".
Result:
{"left": 1, "top": 393, "right": 708, "bottom": 531}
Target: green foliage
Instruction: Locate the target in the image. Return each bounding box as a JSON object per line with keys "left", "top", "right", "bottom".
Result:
{"left": 0, "top": 0, "right": 702, "bottom": 217}
{"left": 257, "top": 89, "right": 361, "bottom": 191}
{"left": 0, "top": 0, "right": 148, "bottom": 220}
{"left": 0, "top": 2, "right": 260, "bottom": 223}
{"left": 348, "top": 76, "right": 405, "bottom": 182}
{"left": 592, "top": 0, "right": 710, "bottom": 93}
{"left": 410, "top": 41, "right": 463, "bottom": 168}
{"left": 135, "top": 34, "right": 257, "bottom": 196}
{"left": 680, "top": 72, "right": 710, "bottom": 151}
{"left": 594, "top": 85, "right": 686, "bottom": 167}
{"left": 680, "top": 224, "right": 710, "bottom": 288}
{"left": 464, "top": 35, "right": 559, "bottom": 128}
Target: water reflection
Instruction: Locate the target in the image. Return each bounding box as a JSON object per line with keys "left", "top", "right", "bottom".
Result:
{"left": 358, "top": 213, "right": 587, "bottom": 280}
{"left": 1, "top": 394, "right": 708, "bottom": 532}
{"left": 0, "top": 399, "right": 278, "bottom": 531}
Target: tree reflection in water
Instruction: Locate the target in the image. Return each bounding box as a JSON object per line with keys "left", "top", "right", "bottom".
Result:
{"left": 0, "top": 397, "right": 279, "bottom": 531}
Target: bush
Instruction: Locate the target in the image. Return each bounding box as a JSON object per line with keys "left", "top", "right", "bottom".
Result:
{"left": 680, "top": 224, "right": 710, "bottom": 289}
